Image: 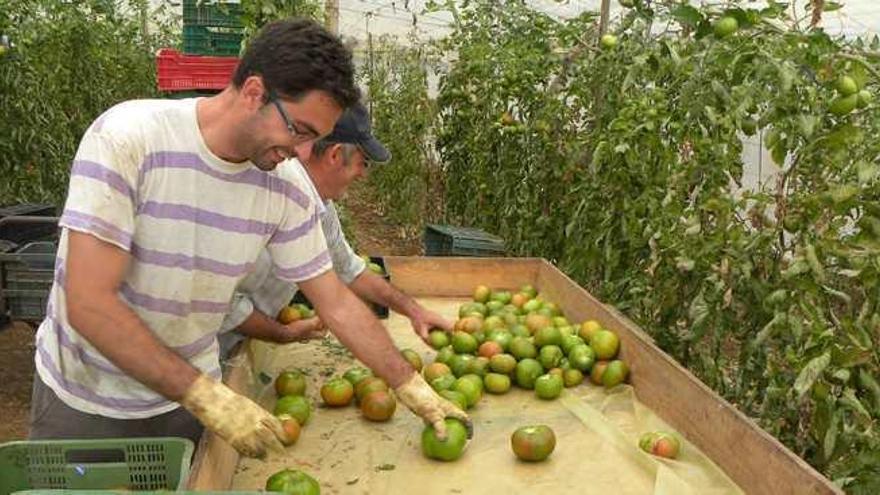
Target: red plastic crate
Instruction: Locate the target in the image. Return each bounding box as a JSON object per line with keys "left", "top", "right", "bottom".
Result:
{"left": 156, "top": 48, "right": 239, "bottom": 92}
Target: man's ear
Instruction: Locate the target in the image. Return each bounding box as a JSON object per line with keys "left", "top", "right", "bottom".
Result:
{"left": 328, "top": 143, "right": 344, "bottom": 167}
{"left": 239, "top": 76, "right": 267, "bottom": 111}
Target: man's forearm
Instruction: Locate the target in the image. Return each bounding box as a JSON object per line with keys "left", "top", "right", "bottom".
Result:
{"left": 65, "top": 231, "right": 201, "bottom": 401}
{"left": 67, "top": 292, "right": 200, "bottom": 401}
{"left": 234, "top": 309, "right": 287, "bottom": 342}
{"left": 349, "top": 272, "right": 421, "bottom": 318}
{"left": 301, "top": 272, "right": 412, "bottom": 388}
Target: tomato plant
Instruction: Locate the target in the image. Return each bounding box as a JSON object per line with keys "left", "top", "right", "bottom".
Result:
{"left": 361, "top": 37, "right": 442, "bottom": 234}
{"left": 0, "top": 0, "right": 176, "bottom": 205}
{"left": 424, "top": 1, "right": 880, "bottom": 490}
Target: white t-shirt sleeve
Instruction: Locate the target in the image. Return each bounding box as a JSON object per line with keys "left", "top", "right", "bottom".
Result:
{"left": 59, "top": 120, "right": 140, "bottom": 251}
{"left": 266, "top": 180, "right": 332, "bottom": 283}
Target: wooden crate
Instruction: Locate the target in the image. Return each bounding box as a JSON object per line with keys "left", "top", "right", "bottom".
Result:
{"left": 188, "top": 257, "right": 840, "bottom": 495}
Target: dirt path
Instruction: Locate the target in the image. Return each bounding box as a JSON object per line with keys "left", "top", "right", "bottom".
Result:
{"left": 0, "top": 185, "right": 421, "bottom": 442}
{"left": 339, "top": 181, "right": 423, "bottom": 256}
{"left": 0, "top": 321, "right": 36, "bottom": 442}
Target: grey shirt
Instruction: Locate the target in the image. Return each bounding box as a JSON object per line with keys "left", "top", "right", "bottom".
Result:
{"left": 218, "top": 159, "right": 366, "bottom": 357}
{"left": 220, "top": 201, "right": 366, "bottom": 334}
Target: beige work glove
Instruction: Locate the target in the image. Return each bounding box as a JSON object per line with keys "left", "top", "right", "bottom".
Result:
{"left": 180, "top": 374, "right": 285, "bottom": 458}
{"left": 394, "top": 373, "right": 473, "bottom": 440}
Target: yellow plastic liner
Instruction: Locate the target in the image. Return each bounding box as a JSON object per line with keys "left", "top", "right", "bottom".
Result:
{"left": 227, "top": 297, "right": 743, "bottom": 494}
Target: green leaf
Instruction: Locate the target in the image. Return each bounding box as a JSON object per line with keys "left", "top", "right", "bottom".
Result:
{"left": 857, "top": 161, "right": 879, "bottom": 185}
{"left": 823, "top": 409, "right": 839, "bottom": 461}
{"left": 782, "top": 259, "right": 810, "bottom": 279}
{"left": 824, "top": 2, "right": 843, "bottom": 12}
{"left": 822, "top": 286, "right": 852, "bottom": 305}
{"left": 840, "top": 387, "right": 872, "bottom": 420}
{"left": 805, "top": 244, "right": 826, "bottom": 282}
{"left": 676, "top": 257, "right": 695, "bottom": 272}
{"left": 796, "top": 115, "right": 818, "bottom": 139}
{"left": 670, "top": 5, "right": 703, "bottom": 27}
{"left": 858, "top": 369, "right": 880, "bottom": 414}
{"left": 831, "top": 368, "right": 851, "bottom": 383}
{"left": 765, "top": 128, "right": 782, "bottom": 148}
{"left": 830, "top": 185, "right": 859, "bottom": 204}
{"left": 849, "top": 63, "right": 869, "bottom": 92}
{"left": 765, "top": 289, "right": 787, "bottom": 306}
{"left": 663, "top": 40, "right": 682, "bottom": 66}
{"left": 794, "top": 351, "right": 831, "bottom": 399}
{"left": 755, "top": 312, "right": 786, "bottom": 345}
{"left": 778, "top": 63, "right": 795, "bottom": 92}
{"left": 771, "top": 143, "right": 787, "bottom": 166}
{"left": 688, "top": 291, "right": 709, "bottom": 329}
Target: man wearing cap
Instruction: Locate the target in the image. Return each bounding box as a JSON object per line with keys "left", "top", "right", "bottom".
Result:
{"left": 219, "top": 103, "right": 452, "bottom": 357}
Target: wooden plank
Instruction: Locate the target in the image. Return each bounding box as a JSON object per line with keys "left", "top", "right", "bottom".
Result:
{"left": 383, "top": 256, "right": 541, "bottom": 296}
{"left": 186, "top": 346, "right": 248, "bottom": 490}
{"left": 534, "top": 259, "right": 840, "bottom": 495}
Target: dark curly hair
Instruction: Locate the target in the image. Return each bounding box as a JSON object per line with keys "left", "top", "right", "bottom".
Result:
{"left": 233, "top": 18, "right": 359, "bottom": 108}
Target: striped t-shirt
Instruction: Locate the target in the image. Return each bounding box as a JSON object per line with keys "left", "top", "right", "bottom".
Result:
{"left": 34, "top": 98, "right": 332, "bottom": 419}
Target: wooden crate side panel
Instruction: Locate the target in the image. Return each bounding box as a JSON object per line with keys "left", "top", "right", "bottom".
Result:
{"left": 535, "top": 261, "right": 839, "bottom": 495}
{"left": 384, "top": 256, "right": 541, "bottom": 296}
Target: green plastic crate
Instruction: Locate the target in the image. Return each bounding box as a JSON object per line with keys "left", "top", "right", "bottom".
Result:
{"left": 0, "top": 438, "right": 193, "bottom": 495}
{"left": 424, "top": 224, "right": 505, "bottom": 257}
{"left": 15, "top": 492, "right": 262, "bottom": 495}
{"left": 183, "top": 25, "right": 243, "bottom": 56}
{"left": 183, "top": 0, "right": 243, "bottom": 28}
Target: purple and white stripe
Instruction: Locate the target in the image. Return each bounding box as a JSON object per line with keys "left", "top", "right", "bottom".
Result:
{"left": 49, "top": 269, "right": 221, "bottom": 358}
{"left": 139, "top": 151, "right": 310, "bottom": 209}
{"left": 37, "top": 343, "right": 170, "bottom": 411}
{"left": 131, "top": 243, "right": 255, "bottom": 278}
{"left": 71, "top": 160, "right": 135, "bottom": 205}
{"left": 120, "top": 283, "right": 229, "bottom": 317}
{"left": 60, "top": 210, "right": 133, "bottom": 249}
{"left": 138, "top": 201, "right": 276, "bottom": 236}
{"left": 38, "top": 341, "right": 221, "bottom": 412}
{"left": 273, "top": 250, "right": 331, "bottom": 281}
{"left": 268, "top": 210, "right": 320, "bottom": 244}
{"left": 47, "top": 316, "right": 126, "bottom": 376}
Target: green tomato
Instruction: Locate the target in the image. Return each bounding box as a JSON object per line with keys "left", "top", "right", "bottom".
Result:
{"left": 836, "top": 75, "right": 858, "bottom": 96}
{"left": 600, "top": 34, "right": 617, "bottom": 49}
{"left": 713, "top": 16, "right": 738, "bottom": 38}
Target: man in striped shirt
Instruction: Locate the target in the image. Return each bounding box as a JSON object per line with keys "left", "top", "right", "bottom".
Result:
{"left": 30, "top": 19, "right": 470, "bottom": 459}
{"left": 218, "top": 103, "right": 453, "bottom": 356}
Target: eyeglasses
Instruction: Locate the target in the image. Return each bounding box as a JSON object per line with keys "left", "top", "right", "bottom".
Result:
{"left": 269, "top": 91, "right": 319, "bottom": 143}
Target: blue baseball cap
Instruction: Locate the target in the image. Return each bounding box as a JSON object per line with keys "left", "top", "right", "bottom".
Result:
{"left": 323, "top": 103, "right": 391, "bottom": 164}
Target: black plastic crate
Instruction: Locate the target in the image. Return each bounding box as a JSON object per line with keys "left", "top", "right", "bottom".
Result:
{"left": 290, "top": 256, "right": 391, "bottom": 319}
{"left": 0, "top": 205, "right": 57, "bottom": 244}
{"left": 366, "top": 256, "right": 390, "bottom": 319}
{"left": 0, "top": 241, "right": 56, "bottom": 323}
{"left": 424, "top": 224, "right": 505, "bottom": 257}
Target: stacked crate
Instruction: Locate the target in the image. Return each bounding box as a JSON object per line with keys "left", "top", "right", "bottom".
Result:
{"left": 157, "top": 1, "right": 243, "bottom": 94}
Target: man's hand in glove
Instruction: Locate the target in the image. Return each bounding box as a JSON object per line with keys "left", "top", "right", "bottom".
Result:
{"left": 180, "top": 374, "right": 287, "bottom": 458}
{"left": 394, "top": 373, "right": 473, "bottom": 440}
